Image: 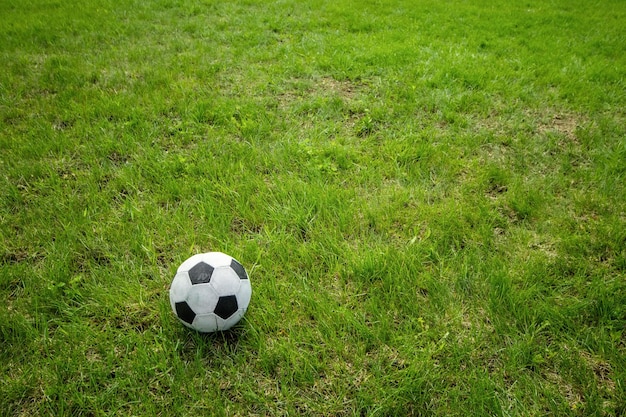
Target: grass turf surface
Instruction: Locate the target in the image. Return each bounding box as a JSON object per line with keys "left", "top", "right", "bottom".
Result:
{"left": 1, "top": 0, "right": 625, "bottom": 415}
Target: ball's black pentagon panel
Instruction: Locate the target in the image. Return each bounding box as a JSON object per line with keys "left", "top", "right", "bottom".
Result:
{"left": 214, "top": 295, "right": 238, "bottom": 319}
{"left": 230, "top": 259, "right": 248, "bottom": 280}
{"left": 188, "top": 262, "right": 214, "bottom": 285}
{"left": 175, "top": 301, "right": 196, "bottom": 325}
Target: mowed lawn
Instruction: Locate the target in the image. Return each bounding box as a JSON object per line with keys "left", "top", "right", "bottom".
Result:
{"left": 1, "top": 0, "right": 625, "bottom": 415}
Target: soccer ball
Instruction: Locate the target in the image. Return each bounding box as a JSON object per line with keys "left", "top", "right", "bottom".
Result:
{"left": 169, "top": 252, "right": 252, "bottom": 332}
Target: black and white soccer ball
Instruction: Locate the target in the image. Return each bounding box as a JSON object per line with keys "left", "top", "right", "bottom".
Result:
{"left": 169, "top": 252, "right": 252, "bottom": 332}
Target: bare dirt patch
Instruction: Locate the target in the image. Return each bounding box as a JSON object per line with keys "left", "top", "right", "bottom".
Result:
{"left": 475, "top": 109, "right": 589, "bottom": 144}
{"left": 317, "top": 77, "right": 360, "bottom": 101}
{"left": 546, "top": 370, "right": 582, "bottom": 410}
{"left": 579, "top": 350, "right": 615, "bottom": 394}
{"left": 277, "top": 76, "right": 363, "bottom": 110}
{"left": 537, "top": 113, "right": 584, "bottom": 142}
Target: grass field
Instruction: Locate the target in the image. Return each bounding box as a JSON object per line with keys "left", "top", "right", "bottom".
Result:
{"left": 1, "top": 0, "right": 625, "bottom": 415}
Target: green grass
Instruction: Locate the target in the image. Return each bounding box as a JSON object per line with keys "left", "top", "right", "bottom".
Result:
{"left": 1, "top": 0, "right": 625, "bottom": 415}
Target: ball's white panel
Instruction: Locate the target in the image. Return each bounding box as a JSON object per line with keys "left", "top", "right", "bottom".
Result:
{"left": 169, "top": 272, "right": 192, "bottom": 305}
{"left": 186, "top": 283, "right": 219, "bottom": 314}
{"left": 192, "top": 313, "right": 218, "bottom": 333}
{"left": 177, "top": 253, "right": 207, "bottom": 273}
{"left": 210, "top": 267, "right": 241, "bottom": 295}
{"left": 237, "top": 279, "right": 252, "bottom": 310}
{"left": 200, "top": 252, "right": 232, "bottom": 268}
{"left": 216, "top": 308, "right": 246, "bottom": 331}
